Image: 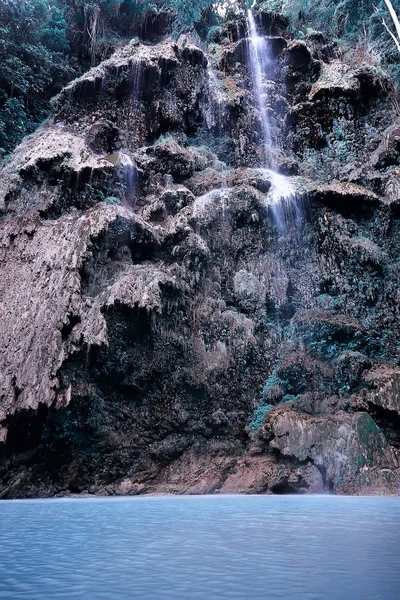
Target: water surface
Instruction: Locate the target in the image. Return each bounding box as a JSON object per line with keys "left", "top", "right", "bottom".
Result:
{"left": 0, "top": 495, "right": 399, "bottom": 599}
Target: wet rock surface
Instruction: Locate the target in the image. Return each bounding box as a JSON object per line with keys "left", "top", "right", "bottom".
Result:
{"left": 0, "top": 16, "right": 400, "bottom": 498}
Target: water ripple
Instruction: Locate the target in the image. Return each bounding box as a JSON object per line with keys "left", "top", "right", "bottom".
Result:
{"left": 0, "top": 495, "right": 399, "bottom": 599}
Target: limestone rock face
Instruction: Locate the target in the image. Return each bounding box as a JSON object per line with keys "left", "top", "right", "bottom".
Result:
{"left": 364, "top": 366, "right": 400, "bottom": 415}
{"left": 267, "top": 407, "right": 397, "bottom": 493}
{"left": 0, "top": 20, "right": 400, "bottom": 498}
{"left": 0, "top": 205, "right": 129, "bottom": 421}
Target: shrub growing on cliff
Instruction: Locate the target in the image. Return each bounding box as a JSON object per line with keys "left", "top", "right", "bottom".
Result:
{"left": 62, "top": 0, "right": 226, "bottom": 63}
{"left": 249, "top": 404, "right": 273, "bottom": 430}
{"left": 61, "top": 0, "right": 161, "bottom": 64}
{"left": 258, "top": 0, "right": 400, "bottom": 85}
{"left": 0, "top": 0, "right": 72, "bottom": 156}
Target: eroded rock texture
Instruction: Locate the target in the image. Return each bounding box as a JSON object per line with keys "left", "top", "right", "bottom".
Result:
{"left": 1, "top": 14, "right": 400, "bottom": 497}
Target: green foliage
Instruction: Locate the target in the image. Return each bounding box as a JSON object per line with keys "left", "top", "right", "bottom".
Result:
{"left": 104, "top": 195, "right": 122, "bottom": 204}
{"left": 260, "top": 370, "right": 282, "bottom": 402}
{"left": 61, "top": 0, "right": 160, "bottom": 64}
{"left": 278, "top": 0, "right": 399, "bottom": 76}
{"left": 257, "top": 0, "right": 400, "bottom": 87}
{"left": 154, "top": 133, "right": 178, "bottom": 145}
{"left": 163, "top": 0, "right": 217, "bottom": 35}
{"left": 248, "top": 368, "right": 286, "bottom": 430}
{"left": 259, "top": 0, "right": 285, "bottom": 12}
{"left": 0, "top": 0, "right": 72, "bottom": 156}
{"left": 63, "top": 0, "right": 224, "bottom": 62}
{"left": 0, "top": 99, "right": 27, "bottom": 155}
{"left": 206, "top": 24, "right": 222, "bottom": 42}
{"left": 249, "top": 404, "right": 273, "bottom": 430}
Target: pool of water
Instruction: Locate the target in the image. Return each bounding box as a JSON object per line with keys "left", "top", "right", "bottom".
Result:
{"left": 0, "top": 495, "right": 399, "bottom": 599}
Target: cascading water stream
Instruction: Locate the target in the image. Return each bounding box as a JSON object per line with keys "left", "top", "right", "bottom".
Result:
{"left": 246, "top": 9, "right": 300, "bottom": 229}
{"left": 119, "top": 152, "right": 136, "bottom": 213}
{"left": 247, "top": 9, "right": 274, "bottom": 164}
{"left": 245, "top": 10, "right": 309, "bottom": 412}
{"left": 263, "top": 168, "right": 302, "bottom": 229}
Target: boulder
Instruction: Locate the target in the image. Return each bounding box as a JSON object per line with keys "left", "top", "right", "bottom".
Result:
{"left": 267, "top": 406, "right": 397, "bottom": 493}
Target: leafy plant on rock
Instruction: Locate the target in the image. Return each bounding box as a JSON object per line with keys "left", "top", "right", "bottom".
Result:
{"left": 0, "top": 0, "right": 72, "bottom": 156}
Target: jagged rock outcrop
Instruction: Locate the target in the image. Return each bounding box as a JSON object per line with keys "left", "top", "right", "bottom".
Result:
{"left": 0, "top": 12, "right": 400, "bottom": 498}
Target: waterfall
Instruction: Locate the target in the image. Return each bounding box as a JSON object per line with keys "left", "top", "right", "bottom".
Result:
{"left": 246, "top": 10, "right": 300, "bottom": 229}
{"left": 119, "top": 152, "right": 136, "bottom": 211}
{"left": 247, "top": 9, "right": 274, "bottom": 164}
{"left": 262, "top": 169, "right": 302, "bottom": 230}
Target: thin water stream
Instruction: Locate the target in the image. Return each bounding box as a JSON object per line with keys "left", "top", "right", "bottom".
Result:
{"left": 119, "top": 152, "right": 136, "bottom": 211}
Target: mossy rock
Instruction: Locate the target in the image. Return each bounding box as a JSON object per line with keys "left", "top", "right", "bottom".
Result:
{"left": 268, "top": 406, "right": 396, "bottom": 492}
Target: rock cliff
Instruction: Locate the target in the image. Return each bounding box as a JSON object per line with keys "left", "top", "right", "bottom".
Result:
{"left": 1, "top": 12, "right": 400, "bottom": 497}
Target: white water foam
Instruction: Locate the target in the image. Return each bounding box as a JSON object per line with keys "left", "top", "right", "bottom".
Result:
{"left": 246, "top": 10, "right": 301, "bottom": 229}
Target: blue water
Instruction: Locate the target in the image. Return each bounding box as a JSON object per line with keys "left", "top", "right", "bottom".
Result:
{"left": 0, "top": 495, "right": 399, "bottom": 599}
